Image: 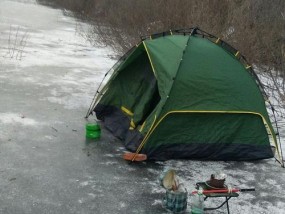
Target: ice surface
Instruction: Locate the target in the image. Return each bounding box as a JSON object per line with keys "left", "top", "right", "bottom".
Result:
{"left": 0, "top": 0, "right": 285, "bottom": 213}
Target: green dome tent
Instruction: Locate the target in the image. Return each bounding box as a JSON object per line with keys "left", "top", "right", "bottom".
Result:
{"left": 87, "top": 28, "right": 283, "bottom": 164}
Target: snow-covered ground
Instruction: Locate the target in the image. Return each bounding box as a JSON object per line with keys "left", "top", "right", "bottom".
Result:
{"left": 0, "top": 0, "right": 285, "bottom": 213}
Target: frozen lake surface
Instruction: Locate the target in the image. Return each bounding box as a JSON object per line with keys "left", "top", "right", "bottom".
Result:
{"left": 0, "top": 0, "right": 285, "bottom": 213}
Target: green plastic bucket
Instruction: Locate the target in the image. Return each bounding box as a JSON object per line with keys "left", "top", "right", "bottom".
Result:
{"left": 86, "top": 123, "right": 101, "bottom": 139}
{"left": 86, "top": 123, "right": 100, "bottom": 131}
{"left": 86, "top": 130, "right": 101, "bottom": 139}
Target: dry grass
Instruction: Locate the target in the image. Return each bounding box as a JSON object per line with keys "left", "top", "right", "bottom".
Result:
{"left": 38, "top": 0, "right": 285, "bottom": 110}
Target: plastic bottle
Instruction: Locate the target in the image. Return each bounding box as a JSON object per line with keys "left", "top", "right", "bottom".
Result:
{"left": 191, "top": 187, "right": 204, "bottom": 214}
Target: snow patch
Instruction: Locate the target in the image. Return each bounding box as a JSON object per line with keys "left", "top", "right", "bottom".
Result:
{"left": 79, "top": 181, "right": 89, "bottom": 187}
{"left": 44, "top": 135, "right": 54, "bottom": 140}
{"left": 104, "top": 154, "right": 115, "bottom": 158}
{"left": 152, "top": 199, "right": 162, "bottom": 206}
{"left": 151, "top": 187, "right": 165, "bottom": 194}
{"left": 119, "top": 202, "right": 126, "bottom": 208}
{"left": 44, "top": 95, "right": 90, "bottom": 110}
{"left": 0, "top": 112, "right": 39, "bottom": 126}
{"left": 88, "top": 193, "right": 96, "bottom": 198}
{"left": 99, "top": 161, "right": 117, "bottom": 166}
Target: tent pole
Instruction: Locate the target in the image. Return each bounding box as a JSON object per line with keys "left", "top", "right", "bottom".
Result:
{"left": 271, "top": 106, "right": 285, "bottom": 167}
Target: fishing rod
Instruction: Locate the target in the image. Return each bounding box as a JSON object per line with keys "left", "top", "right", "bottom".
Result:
{"left": 192, "top": 188, "right": 255, "bottom": 195}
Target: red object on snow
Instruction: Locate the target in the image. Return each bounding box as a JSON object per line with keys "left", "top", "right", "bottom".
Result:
{"left": 123, "top": 152, "right": 147, "bottom": 161}
{"left": 192, "top": 188, "right": 255, "bottom": 195}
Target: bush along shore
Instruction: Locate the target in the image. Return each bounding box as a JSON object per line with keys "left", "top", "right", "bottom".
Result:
{"left": 37, "top": 0, "right": 285, "bottom": 117}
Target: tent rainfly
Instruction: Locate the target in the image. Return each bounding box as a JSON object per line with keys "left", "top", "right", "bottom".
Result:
{"left": 86, "top": 28, "right": 284, "bottom": 165}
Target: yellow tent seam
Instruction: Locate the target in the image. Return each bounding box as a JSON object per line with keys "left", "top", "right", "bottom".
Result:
{"left": 121, "top": 106, "right": 134, "bottom": 117}
{"left": 139, "top": 121, "right": 146, "bottom": 132}
{"left": 130, "top": 119, "right": 136, "bottom": 128}
{"left": 132, "top": 115, "right": 157, "bottom": 160}
{"left": 136, "top": 110, "right": 282, "bottom": 162}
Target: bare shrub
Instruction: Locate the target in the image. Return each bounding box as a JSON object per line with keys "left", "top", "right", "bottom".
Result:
{"left": 221, "top": 1, "right": 285, "bottom": 116}
{"left": 4, "top": 26, "right": 29, "bottom": 60}
{"left": 83, "top": 0, "right": 230, "bottom": 54}
{"left": 40, "top": 0, "right": 285, "bottom": 110}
